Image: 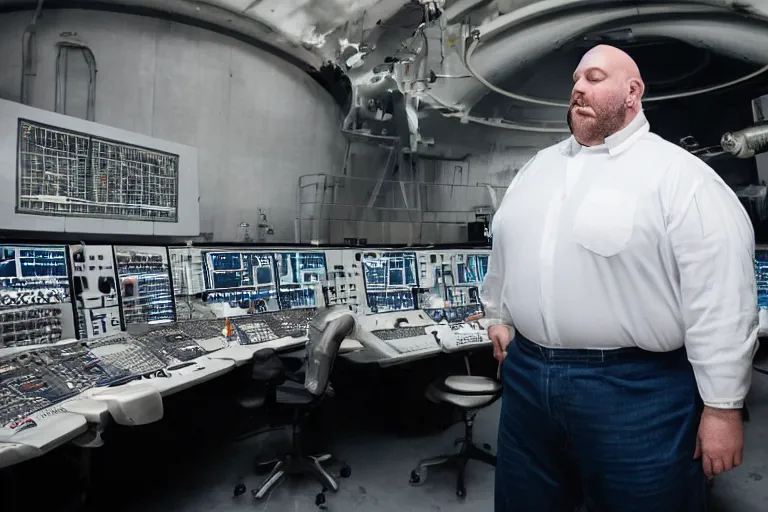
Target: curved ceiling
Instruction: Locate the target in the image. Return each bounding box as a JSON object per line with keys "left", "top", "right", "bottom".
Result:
{"left": 5, "top": 0, "right": 768, "bottom": 133}
{"left": 444, "top": 1, "right": 768, "bottom": 131}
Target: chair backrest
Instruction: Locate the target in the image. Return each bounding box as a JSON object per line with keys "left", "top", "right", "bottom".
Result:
{"left": 304, "top": 312, "right": 356, "bottom": 396}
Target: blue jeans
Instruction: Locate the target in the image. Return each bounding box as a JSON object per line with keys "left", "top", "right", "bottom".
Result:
{"left": 495, "top": 333, "right": 707, "bottom": 512}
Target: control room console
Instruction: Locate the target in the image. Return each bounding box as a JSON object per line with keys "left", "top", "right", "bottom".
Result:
{"left": 0, "top": 242, "right": 495, "bottom": 468}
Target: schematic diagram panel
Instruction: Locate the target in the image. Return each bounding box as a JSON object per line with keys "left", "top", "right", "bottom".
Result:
{"left": 16, "top": 119, "right": 179, "bottom": 222}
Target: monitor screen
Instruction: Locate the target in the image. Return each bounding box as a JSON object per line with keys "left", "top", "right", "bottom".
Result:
{"left": 446, "top": 253, "right": 489, "bottom": 307}
{"left": 363, "top": 251, "right": 418, "bottom": 313}
{"left": 200, "top": 250, "right": 279, "bottom": 315}
{"left": 457, "top": 254, "right": 489, "bottom": 285}
{"left": 275, "top": 252, "right": 327, "bottom": 309}
{"left": 115, "top": 246, "right": 175, "bottom": 325}
{"left": 0, "top": 245, "right": 70, "bottom": 298}
{"left": 756, "top": 248, "right": 768, "bottom": 320}
{"left": 0, "top": 244, "right": 76, "bottom": 347}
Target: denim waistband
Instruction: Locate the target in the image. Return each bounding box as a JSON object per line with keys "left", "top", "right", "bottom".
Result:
{"left": 515, "top": 333, "right": 685, "bottom": 363}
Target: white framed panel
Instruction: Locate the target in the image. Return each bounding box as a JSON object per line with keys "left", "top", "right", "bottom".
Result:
{"left": 0, "top": 99, "right": 199, "bottom": 237}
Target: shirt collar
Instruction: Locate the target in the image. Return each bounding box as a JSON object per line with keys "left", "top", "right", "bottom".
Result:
{"left": 560, "top": 110, "right": 650, "bottom": 157}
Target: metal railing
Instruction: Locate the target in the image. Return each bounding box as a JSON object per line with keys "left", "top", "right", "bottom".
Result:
{"left": 295, "top": 173, "right": 506, "bottom": 245}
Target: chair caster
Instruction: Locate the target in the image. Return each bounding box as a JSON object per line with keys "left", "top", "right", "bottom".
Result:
{"left": 409, "top": 468, "right": 426, "bottom": 486}
{"left": 233, "top": 484, "right": 246, "bottom": 497}
{"left": 457, "top": 487, "right": 466, "bottom": 499}
{"left": 315, "top": 492, "right": 326, "bottom": 506}
{"left": 340, "top": 464, "right": 352, "bottom": 478}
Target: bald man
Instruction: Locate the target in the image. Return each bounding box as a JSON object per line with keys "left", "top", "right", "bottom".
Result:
{"left": 481, "top": 45, "right": 757, "bottom": 511}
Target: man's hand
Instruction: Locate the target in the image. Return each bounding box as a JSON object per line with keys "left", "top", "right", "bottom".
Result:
{"left": 488, "top": 324, "right": 513, "bottom": 362}
{"left": 694, "top": 406, "right": 744, "bottom": 479}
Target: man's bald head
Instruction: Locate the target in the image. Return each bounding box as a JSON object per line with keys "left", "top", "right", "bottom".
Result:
{"left": 568, "top": 45, "right": 646, "bottom": 146}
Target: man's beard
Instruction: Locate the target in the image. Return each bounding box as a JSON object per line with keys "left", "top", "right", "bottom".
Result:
{"left": 568, "top": 99, "right": 627, "bottom": 145}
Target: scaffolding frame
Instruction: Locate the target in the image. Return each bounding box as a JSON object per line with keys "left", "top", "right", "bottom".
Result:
{"left": 294, "top": 173, "right": 506, "bottom": 245}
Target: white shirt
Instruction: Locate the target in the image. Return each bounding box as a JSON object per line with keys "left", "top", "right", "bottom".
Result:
{"left": 480, "top": 111, "right": 758, "bottom": 409}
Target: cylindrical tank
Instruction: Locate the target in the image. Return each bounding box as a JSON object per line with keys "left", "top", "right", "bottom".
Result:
{"left": 721, "top": 125, "right": 768, "bottom": 159}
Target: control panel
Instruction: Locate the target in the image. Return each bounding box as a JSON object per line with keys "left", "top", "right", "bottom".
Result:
{"left": 0, "top": 245, "right": 76, "bottom": 349}
{"left": 0, "top": 351, "right": 78, "bottom": 426}
{"left": 69, "top": 244, "right": 121, "bottom": 340}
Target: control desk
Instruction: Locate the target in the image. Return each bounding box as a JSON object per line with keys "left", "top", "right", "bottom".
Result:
{"left": 0, "top": 243, "right": 497, "bottom": 470}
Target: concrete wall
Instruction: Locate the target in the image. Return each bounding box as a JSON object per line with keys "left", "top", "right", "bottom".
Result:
{"left": 0, "top": 8, "right": 347, "bottom": 242}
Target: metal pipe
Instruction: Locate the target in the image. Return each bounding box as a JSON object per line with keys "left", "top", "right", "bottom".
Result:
{"left": 414, "top": 153, "right": 471, "bottom": 161}
{"left": 20, "top": 0, "right": 45, "bottom": 105}
{"left": 442, "top": 110, "right": 570, "bottom": 133}
{"left": 55, "top": 42, "right": 98, "bottom": 121}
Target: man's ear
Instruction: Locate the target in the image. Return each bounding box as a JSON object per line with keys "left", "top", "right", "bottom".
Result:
{"left": 627, "top": 78, "right": 644, "bottom": 107}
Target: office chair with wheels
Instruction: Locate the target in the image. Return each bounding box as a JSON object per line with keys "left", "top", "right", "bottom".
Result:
{"left": 244, "top": 310, "right": 357, "bottom": 500}
{"left": 409, "top": 370, "right": 502, "bottom": 498}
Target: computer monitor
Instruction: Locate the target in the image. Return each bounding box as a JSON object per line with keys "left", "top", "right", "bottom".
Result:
{"left": 457, "top": 254, "right": 489, "bottom": 285}
{"left": 441, "top": 253, "right": 487, "bottom": 308}
{"left": 274, "top": 252, "right": 328, "bottom": 309}
{"left": 0, "top": 244, "right": 75, "bottom": 347}
{"left": 756, "top": 246, "right": 768, "bottom": 319}
{"left": 201, "top": 250, "right": 279, "bottom": 314}
{"left": 114, "top": 245, "right": 175, "bottom": 325}
{"left": 362, "top": 251, "right": 418, "bottom": 313}
{"left": 0, "top": 245, "right": 69, "bottom": 288}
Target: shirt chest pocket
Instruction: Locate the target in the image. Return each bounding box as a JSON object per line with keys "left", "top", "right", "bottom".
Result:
{"left": 571, "top": 187, "right": 638, "bottom": 258}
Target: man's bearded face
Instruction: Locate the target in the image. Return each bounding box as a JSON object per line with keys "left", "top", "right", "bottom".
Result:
{"left": 568, "top": 83, "right": 627, "bottom": 146}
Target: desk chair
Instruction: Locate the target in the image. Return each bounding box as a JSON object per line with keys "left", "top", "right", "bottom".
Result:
{"left": 243, "top": 312, "right": 356, "bottom": 500}
{"left": 409, "top": 372, "right": 502, "bottom": 498}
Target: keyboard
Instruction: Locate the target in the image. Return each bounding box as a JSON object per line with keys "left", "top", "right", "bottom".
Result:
{"left": 370, "top": 326, "right": 442, "bottom": 360}
{"left": 371, "top": 327, "right": 427, "bottom": 340}
{"left": 230, "top": 319, "right": 277, "bottom": 345}
{"left": 384, "top": 337, "right": 438, "bottom": 354}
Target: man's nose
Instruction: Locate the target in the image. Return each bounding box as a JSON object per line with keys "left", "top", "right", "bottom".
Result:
{"left": 571, "top": 79, "right": 587, "bottom": 99}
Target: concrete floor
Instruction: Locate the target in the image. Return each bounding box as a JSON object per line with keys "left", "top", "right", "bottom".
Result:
{"left": 98, "top": 370, "right": 768, "bottom": 512}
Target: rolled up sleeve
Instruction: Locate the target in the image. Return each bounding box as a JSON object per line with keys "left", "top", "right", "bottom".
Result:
{"left": 668, "top": 162, "right": 758, "bottom": 409}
